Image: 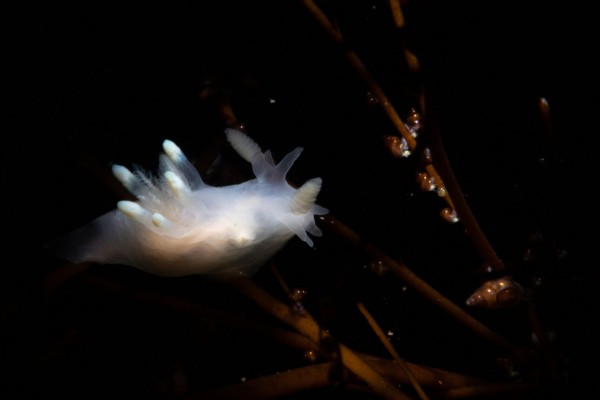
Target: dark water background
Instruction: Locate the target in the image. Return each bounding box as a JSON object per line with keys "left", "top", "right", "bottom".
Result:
{"left": 3, "top": 1, "right": 598, "bottom": 399}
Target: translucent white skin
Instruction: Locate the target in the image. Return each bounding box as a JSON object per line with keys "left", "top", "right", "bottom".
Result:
{"left": 52, "top": 129, "right": 328, "bottom": 278}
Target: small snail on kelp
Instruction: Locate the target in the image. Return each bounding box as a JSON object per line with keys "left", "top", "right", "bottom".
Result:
{"left": 465, "top": 276, "right": 524, "bottom": 309}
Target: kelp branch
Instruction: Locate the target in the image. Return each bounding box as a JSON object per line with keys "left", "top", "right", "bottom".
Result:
{"left": 319, "top": 214, "right": 518, "bottom": 353}
{"left": 227, "top": 276, "right": 413, "bottom": 400}
{"left": 301, "top": 0, "right": 416, "bottom": 150}
{"left": 302, "top": 0, "right": 507, "bottom": 273}
{"left": 358, "top": 302, "right": 430, "bottom": 400}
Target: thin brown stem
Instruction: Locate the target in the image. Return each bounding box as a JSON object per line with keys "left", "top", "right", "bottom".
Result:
{"left": 426, "top": 123, "right": 505, "bottom": 272}
{"left": 80, "top": 273, "right": 320, "bottom": 351}
{"left": 389, "top": 0, "right": 406, "bottom": 28}
{"left": 81, "top": 271, "right": 492, "bottom": 390}
{"left": 432, "top": 382, "right": 537, "bottom": 399}
{"left": 270, "top": 262, "right": 293, "bottom": 299}
{"left": 195, "top": 363, "right": 351, "bottom": 400}
{"left": 358, "top": 302, "right": 430, "bottom": 400}
{"left": 425, "top": 163, "right": 455, "bottom": 210}
{"left": 301, "top": 0, "right": 417, "bottom": 150}
{"left": 362, "top": 357, "right": 489, "bottom": 388}
{"left": 302, "top": 0, "right": 504, "bottom": 273}
{"left": 388, "top": 0, "right": 420, "bottom": 73}
{"left": 319, "top": 214, "right": 518, "bottom": 353}
{"left": 227, "top": 277, "right": 413, "bottom": 400}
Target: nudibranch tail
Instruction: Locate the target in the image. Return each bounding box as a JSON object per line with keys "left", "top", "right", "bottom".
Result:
{"left": 49, "top": 128, "right": 328, "bottom": 278}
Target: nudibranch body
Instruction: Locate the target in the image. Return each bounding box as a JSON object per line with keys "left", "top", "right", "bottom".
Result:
{"left": 52, "top": 129, "right": 328, "bottom": 278}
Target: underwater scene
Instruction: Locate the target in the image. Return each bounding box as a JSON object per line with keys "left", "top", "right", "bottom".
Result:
{"left": 3, "top": 1, "right": 597, "bottom": 399}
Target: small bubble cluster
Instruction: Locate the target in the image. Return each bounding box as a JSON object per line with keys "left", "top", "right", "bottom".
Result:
{"left": 289, "top": 288, "right": 308, "bottom": 315}
{"left": 417, "top": 172, "right": 436, "bottom": 191}
{"left": 405, "top": 108, "right": 421, "bottom": 138}
{"left": 303, "top": 349, "right": 318, "bottom": 362}
{"left": 365, "top": 91, "right": 379, "bottom": 107}
{"left": 440, "top": 208, "right": 459, "bottom": 223}
{"left": 290, "top": 301, "right": 306, "bottom": 315}
{"left": 384, "top": 135, "right": 411, "bottom": 158}
{"left": 290, "top": 288, "right": 308, "bottom": 302}
{"left": 369, "top": 260, "right": 388, "bottom": 276}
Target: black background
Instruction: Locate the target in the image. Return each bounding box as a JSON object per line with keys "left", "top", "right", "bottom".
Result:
{"left": 3, "top": 1, "right": 598, "bottom": 399}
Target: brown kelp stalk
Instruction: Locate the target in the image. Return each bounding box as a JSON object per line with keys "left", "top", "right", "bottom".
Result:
{"left": 358, "top": 302, "right": 430, "bottom": 400}
{"left": 320, "top": 214, "right": 518, "bottom": 353}
{"left": 425, "top": 119, "right": 506, "bottom": 272}
{"left": 300, "top": 0, "right": 506, "bottom": 273}
{"left": 227, "top": 277, "right": 413, "bottom": 400}
{"left": 80, "top": 272, "right": 498, "bottom": 396}
{"left": 301, "top": 0, "right": 416, "bottom": 150}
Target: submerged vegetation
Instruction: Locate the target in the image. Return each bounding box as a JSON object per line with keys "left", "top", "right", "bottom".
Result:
{"left": 3, "top": 1, "right": 595, "bottom": 399}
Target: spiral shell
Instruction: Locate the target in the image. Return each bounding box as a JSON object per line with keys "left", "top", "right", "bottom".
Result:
{"left": 465, "top": 276, "right": 524, "bottom": 309}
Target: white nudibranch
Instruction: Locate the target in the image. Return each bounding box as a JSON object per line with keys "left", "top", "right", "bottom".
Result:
{"left": 50, "top": 129, "right": 329, "bottom": 278}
